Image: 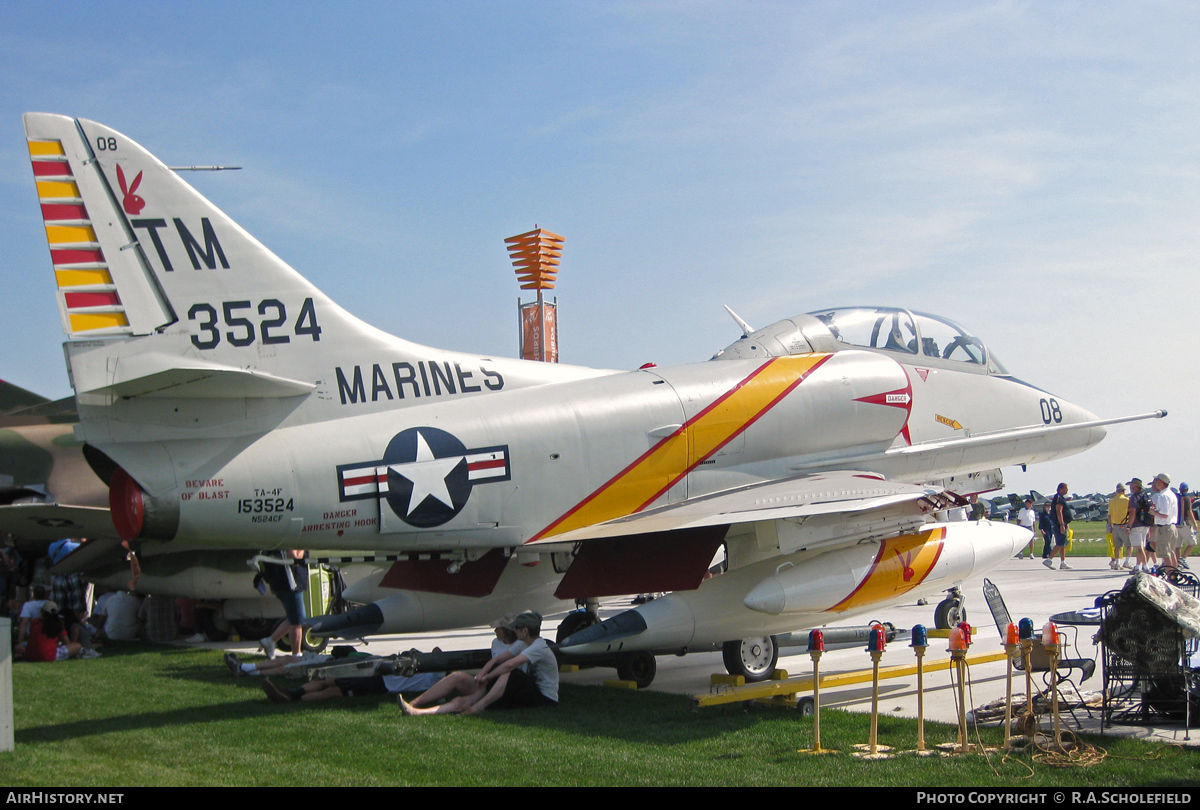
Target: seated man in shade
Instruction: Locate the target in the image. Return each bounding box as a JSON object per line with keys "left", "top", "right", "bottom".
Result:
{"left": 262, "top": 667, "right": 444, "bottom": 703}
{"left": 398, "top": 611, "right": 558, "bottom": 715}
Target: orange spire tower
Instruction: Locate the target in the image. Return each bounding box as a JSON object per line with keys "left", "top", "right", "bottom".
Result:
{"left": 505, "top": 227, "right": 562, "bottom": 362}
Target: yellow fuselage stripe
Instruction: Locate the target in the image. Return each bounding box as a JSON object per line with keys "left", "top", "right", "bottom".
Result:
{"left": 531, "top": 354, "right": 831, "bottom": 540}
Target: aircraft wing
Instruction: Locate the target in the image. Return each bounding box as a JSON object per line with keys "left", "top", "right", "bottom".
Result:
{"left": 0, "top": 380, "right": 50, "bottom": 414}
{"left": 527, "top": 471, "right": 945, "bottom": 547}
{"left": 0, "top": 503, "right": 114, "bottom": 542}
{"left": 530, "top": 470, "right": 953, "bottom": 600}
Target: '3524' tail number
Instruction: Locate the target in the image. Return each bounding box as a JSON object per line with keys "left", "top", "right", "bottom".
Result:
{"left": 188, "top": 298, "right": 321, "bottom": 350}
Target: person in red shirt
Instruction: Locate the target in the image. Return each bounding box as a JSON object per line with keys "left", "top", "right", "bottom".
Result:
{"left": 24, "top": 602, "right": 83, "bottom": 661}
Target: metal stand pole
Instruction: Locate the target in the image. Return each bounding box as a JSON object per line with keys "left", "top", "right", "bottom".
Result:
{"left": 811, "top": 650, "right": 823, "bottom": 753}
{"left": 868, "top": 649, "right": 882, "bottom": 755}
{"left": 914, "top": 645, "right": 927, "bottom": 753}
{"left": 952, "top": 649, "right": 968, "bottom": 753}
{"left": 1003, "top": 643, "right": 1017, "bottom": 750}
{"left": 1021, "top": 638, "right": 1035, "bottom": 730}
{"left": 1047, "top": 644, "right": 1061, "bottom": 747}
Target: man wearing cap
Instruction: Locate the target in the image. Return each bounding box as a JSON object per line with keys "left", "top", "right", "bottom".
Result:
{"left": 400, "top": 611, "right": 559, "bottom": 715}
{"left": 1150, "top": 473, "right": 1180, "bottom": 569}
{"left": 1126, "top": 478, "right": 1155, "bottom": 573}
{"left": 1176, "top": 483, "right": 1197, "bottom": 568}
{"left": 1108, "top": 483, "right": 1131, "bottom": 570}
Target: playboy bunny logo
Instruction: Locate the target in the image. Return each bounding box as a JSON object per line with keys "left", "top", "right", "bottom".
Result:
{"left": 116, "top": 164, "right": 145, "bottom": 215}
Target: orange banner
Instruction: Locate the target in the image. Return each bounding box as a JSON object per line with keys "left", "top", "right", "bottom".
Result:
{"left": 520, "top": 301, "right": 557, "bottom": 362}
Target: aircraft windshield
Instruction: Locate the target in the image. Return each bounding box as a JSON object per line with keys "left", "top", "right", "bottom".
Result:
{"left": 806, "top": 307, "right": 1009, "bottom": 374}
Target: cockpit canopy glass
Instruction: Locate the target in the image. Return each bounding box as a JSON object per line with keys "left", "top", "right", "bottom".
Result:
{"left": 806, "top": 307, "right": 1009, "bottom": 374}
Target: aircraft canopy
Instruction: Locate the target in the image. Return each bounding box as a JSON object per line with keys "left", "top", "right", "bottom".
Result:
{"left": 806, "top": 307, "right": 1009, "bottom": 375}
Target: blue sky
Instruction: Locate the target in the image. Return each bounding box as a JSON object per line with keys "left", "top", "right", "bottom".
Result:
{"left": 1, "top": 2, "right": 1196, "bottom": 496}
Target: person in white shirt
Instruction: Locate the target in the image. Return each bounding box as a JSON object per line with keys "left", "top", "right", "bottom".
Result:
{"left": 395, "top": 614, "right": 529, "bottom": 715}
{"left": 399, "top": 611, "right": 558, "bottom": 715}
{"left": 1150, "top": 473, "right": 1180, "bottom": 568}
{"left": 1016, "top": 498, "right": 1037, "bottom": 559}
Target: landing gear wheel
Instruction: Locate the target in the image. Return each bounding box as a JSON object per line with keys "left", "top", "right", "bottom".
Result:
{"left": 615, "top": 651, "right": 657, "bottom": 688}
{"left": 556, "top": 610, "right": 598, "bottom": 644}
{"left": 272, "top": 620, "right": 329, "bottom": 654}
{"left": 796, "top": 696, "right": 815, "bottom": 717}
{"left": 194, "top": 608, "right": 231, "bottom": 642}
{"left": 722, "top": 635, "right": 779, "bottom": 682}
{"left": 233, "top": 619, "right": 275, "bottom": 640}
{"left": 933, "top": 598, "right": 967, "bottom": 630}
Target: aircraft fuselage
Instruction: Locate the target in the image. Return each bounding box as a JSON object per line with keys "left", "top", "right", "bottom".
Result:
{"left": 100, "top": 347, "right": 1100, "bottom": 553}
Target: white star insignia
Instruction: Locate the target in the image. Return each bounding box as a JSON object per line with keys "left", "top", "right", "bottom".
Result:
{"left": 388, "top": 431, "right": 463, "bottom": 516}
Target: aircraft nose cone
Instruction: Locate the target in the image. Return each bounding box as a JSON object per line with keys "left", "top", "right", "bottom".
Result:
{"left": 965, "top": 521, "right": 1031, "bottom": 572}
{"left": 742, "top": 579, "right": 786, "bottom": 615}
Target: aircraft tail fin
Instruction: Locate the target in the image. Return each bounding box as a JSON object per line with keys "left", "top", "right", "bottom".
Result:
{"left": 22, "top": 114, "right": 608, "bottom": 440}
{"left": 23, "top": 113, "right": 338, "bottom": 342}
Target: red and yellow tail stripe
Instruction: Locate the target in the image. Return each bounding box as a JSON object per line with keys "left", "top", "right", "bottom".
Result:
{"left": 28, "top": 140, "right": 130, "bottom": 336}
{"left": 530, "top": 354, "right": 832, "bottom": 541}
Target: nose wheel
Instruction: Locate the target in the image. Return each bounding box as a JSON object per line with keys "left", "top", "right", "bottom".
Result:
{"left": 933, "top": 586, "right": 967, "bottom": 629}
{"left": 722, "top": 635, "right": 779, "bottom": 682}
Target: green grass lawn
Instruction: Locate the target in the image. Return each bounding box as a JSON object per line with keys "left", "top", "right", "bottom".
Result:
{"left": 1, "top": 644, "right": 1197, "bottom": 786}
{"left": 1066, "top": 521, "right": 1114, "bottom": 557}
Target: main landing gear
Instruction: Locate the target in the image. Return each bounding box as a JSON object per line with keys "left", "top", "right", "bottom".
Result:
{"left": 721, "top": 635, "right": 780, "bottom": 682}
{"left": 555, "top": 598, "right": 602, "bottom": 644}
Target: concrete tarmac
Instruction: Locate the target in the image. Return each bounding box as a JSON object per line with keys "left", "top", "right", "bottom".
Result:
{"left": 219, "top": 555, "right": 1198, "bottom": 747}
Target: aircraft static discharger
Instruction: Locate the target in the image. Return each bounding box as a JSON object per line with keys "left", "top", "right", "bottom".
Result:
{"left": 19, "top": 114, "right": 1164, "bottom": 679}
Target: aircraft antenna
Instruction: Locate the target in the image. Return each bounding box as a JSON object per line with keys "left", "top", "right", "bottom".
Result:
{"left": 723, "top": 305, "right": 754, "bottom": 338}
{"left": 167, "top": 166, "right": 243, "bottom": 171}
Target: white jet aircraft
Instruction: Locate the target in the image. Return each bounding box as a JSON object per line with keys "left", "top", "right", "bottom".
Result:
{"left": 18, "top": 113, "right": 1164, "bottom": 681}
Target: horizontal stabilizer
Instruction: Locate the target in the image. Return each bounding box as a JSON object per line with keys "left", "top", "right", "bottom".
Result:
{"left": 69, "top": 350, "right": 315, "bottom": 399}
{"left": 0, "top": 503, "right": 113, "bottom": 542}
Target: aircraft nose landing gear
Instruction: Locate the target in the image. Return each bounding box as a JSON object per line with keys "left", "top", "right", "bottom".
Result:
{"left": 933, "top": 586, "right": 967, "bottom": 630}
